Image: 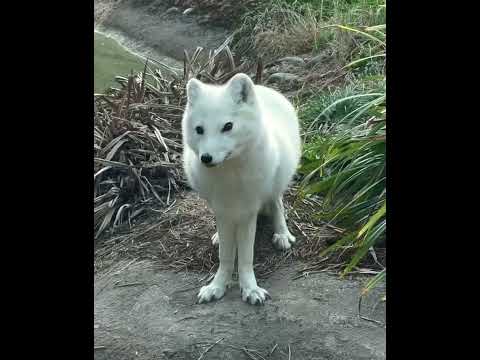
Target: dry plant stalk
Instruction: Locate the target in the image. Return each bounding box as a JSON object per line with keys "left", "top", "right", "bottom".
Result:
{"left": 94, "top": 37, "right": 260, "bottom": 239}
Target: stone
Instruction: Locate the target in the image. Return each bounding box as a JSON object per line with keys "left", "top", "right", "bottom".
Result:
{"left": 267, "top": 72, "right": 301, "bottom": 84}
{"left": 306, "top": 53, "right": 328, "bottom": 68}
{"left": 276, "top": 56, "right": 305, "bottom": 66}
{"left": 165, "top": 7, "right": 180, "bottom": 15}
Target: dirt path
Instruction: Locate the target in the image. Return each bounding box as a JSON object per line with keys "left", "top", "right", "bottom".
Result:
{"left": 94, "top": 0, "right": 230, "bottom": 62}
{"left": 94, "top": 259, "right": 385, "bottom": 359}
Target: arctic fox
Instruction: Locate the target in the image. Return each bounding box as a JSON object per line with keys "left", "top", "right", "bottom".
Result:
{"left": 182, "top": 73, "right": 301, "bottom": 305}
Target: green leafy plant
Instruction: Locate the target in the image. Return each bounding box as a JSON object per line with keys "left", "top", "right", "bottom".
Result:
{"left": 298, "top": 1, "right": 386, "bottom": 276}
{"left": 300, "top": 115, "right": 385, "bottom": 275}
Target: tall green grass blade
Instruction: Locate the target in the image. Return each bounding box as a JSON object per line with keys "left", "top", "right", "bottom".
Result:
{"left": 357, "top": 201, "right": 386, "bottom": 239}
{"left": 343, "top": 53, "right": 385, "bottom": 69}
{"left": 361, "top": 268, "right": 386, "bottom": 296}
{"left": 334, "top": 24, "right": 385, "bottom": 46}
{"left": 342, "top": 219, "right": 385, "bottom": 275}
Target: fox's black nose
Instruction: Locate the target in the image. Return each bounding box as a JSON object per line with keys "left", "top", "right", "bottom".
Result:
{"left": 201, "top": 153, "right": 212, "bottom": 164}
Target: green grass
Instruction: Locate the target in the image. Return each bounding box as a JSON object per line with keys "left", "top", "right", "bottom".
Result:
{"left": 233, "top": 0, "right": 385, "bottom": 64}
{"left": 285, "top": 0, "right": 383, "bottom": 19}
{"left": 94, "top": 32, "right": 145, "bottom": 93}
{"left": 300, "top": 72, "right": 385, "bottom": 131}
{"left": 299, "top": 121, "right": 385, "bottom": 275}
{"left": 294, "top": 0, "right": 386, "bottom": 275}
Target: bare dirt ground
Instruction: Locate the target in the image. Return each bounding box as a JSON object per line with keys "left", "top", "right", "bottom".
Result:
{"left": 94, "top": 192, "right": 385, "bottom": 360}
{"left": 95, "top": 262, "right": 386, "bottom": 360}
{"left": 95, "top": 261, "right": 385, "bottom": 359}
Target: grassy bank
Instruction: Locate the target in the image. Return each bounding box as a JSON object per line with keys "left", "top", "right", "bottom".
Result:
{"left": 297, "top": 0, "right": 386, "bottom": 275}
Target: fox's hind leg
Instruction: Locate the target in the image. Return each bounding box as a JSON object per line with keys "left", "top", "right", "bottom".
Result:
{"left": 270, "top": 196, "right": 296, "bottom": 250}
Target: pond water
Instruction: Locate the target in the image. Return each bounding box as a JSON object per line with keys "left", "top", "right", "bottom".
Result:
{"left": 94, "top": 31, "right": 145, "bottom": 93}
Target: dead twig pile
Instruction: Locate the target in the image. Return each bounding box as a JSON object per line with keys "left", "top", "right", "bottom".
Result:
{"left": 94, "top": 187, "right": 351, "bottom": 278}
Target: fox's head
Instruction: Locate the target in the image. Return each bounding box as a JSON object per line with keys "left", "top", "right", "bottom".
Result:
{"left": 182, "top": 73, "right": 262, "bottom": 168}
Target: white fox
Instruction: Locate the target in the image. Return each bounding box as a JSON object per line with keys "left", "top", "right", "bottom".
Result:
{"left": 182, "top": 73, "right": 301, "bottom": 305}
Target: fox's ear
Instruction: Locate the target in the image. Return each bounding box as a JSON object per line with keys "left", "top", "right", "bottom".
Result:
{"left": 228, "top": 73, "right": 255, "bottom": 104}
{"left": 186, "top": 78, "right": 202, "bottom": 104}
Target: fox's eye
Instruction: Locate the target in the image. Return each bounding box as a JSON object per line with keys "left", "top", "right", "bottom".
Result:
{"left": 222, "top": 122, "right": 233, "bottom": 132}
{"left": 195, "top": 126, "right": 204, "bottom": 135}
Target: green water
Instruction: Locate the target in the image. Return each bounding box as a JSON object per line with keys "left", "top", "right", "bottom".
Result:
{"left": 94, "top": 32, "right": 145, "bottom": 93}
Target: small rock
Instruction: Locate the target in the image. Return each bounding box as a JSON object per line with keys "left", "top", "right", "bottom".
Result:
{"left": 267, "top": 72, "right": 300, "bottom": 84}
{"left": 183, "top": 7, "right": 194, "bottom": 15}
{"left": 164, "top": 7, "right": 179, "bottom": 15}
{"left": 277, "top": 56, "right": 305, "bottom": 66}
{"left": 306, "top": 53, "right": 327, "bottom": 69}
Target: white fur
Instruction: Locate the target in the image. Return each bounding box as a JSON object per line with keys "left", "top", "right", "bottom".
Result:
{"left": 182, "top": 73, "right": 301, "bottom": 305}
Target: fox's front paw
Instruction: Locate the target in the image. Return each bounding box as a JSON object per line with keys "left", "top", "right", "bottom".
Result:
{"left": 197, "top": 283, "right": 226, "bottom": 303}
{"left": 211, "top": 232, "right": 219, "bottom": 246}
{"left": 240, "top": 286, "right": 271, "bottom": 305}
{"left": 272, "top": 232, "right": 296, "bottom": 250}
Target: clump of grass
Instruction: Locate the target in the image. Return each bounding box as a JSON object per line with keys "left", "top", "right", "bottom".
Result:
{"left": 297, "top": 1, "right": 386, "bottom": 276}
{"left": 233, "top": 1, "right": 326, "bottom": 61}
{"left": 233, "top": 0, "right": 385, "bottom": 64}
{"left": 299, "top": 116, "right": 385, "bottom": 274}
{"left": 300, "top": 72, "right": 385, "bottom": 131}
